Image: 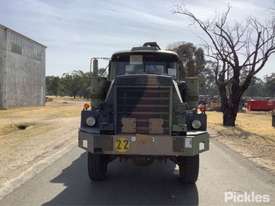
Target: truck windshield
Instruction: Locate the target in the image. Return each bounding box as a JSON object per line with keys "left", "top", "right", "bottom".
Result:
{"left": 115, "top": 62, "right": 176, "bottom": 77}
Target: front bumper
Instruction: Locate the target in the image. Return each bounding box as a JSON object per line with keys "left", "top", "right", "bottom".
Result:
{"left": 78, "top": 129, "right": 209, "bottom": 156}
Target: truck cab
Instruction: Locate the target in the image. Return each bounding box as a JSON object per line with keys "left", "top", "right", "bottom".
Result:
{"left": 78, "top": 42, "right": 209, "bottom": 184}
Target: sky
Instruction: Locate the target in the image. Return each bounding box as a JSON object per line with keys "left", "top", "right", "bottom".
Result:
{"left": 0, "top": 0, "right": 274, "bottom": 77}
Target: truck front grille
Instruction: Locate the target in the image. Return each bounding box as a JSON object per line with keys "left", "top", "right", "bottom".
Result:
{"left": 116, "top": 87, "right": 170, "bottom": 134}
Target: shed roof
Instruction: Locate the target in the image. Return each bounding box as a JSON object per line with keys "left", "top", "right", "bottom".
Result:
{"left": 0, "top": 24, "right": 47, "bottom": 48}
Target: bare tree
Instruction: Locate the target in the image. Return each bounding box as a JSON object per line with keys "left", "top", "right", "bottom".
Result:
{"left": 175, "top": 6, "right": 275, "bottom": 126}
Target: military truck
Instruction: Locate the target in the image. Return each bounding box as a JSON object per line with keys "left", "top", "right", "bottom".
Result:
{"left": 78, "top": 42, "right": 209, "bottom": 184}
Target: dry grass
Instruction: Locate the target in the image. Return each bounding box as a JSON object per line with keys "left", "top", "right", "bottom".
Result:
{"left": 207, "top": 111, "right": 275, "bottom": 141}
{"left": 0, "top": 96, "right": 84, "bottom": 119}
{"left": 208, "top": 111, "right": 275, "bottom": 173}
{"left": 0, "top": 97, "right": 84, "bottom": 187}
{"left": 0, "top": 96, "right": 85, "bottom": 137}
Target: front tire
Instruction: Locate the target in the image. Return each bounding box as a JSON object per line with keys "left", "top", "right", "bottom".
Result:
{"left": 88, "top": 152, "right": 107, "bottom": 181}
{"left": 178, "top": 155, "right": 199, "bottom": 184}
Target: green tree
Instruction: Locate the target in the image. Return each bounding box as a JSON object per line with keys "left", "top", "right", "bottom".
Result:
{"left": 46, "top": 76, "right": 60, "bottom": 96}
{"left": 73, "top": 70, "right": 91, "bottom": 98}
{"left": 199, "top": 61, "right": 218, "bottom": 96}
{"left": 168, "top": 42, "right": 207, "bottom": 94}
{"left": 61, "top": 72, "right": 82, "bottom": 98}
{"left": 265, "top": 74, "right": 275, "bottom": 97}
{"left": 244, "top": 77, "right": 266, "bottom": 97}
{"left": 168, "top": 42, "right": 205, "bottom": 75}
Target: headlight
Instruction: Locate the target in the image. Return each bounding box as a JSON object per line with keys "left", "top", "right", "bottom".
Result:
{"left": 192, "top": 120, "right": 202, "bottom": 129}
{"left": 86, "top": 116, "right": 96, "bottom": 127}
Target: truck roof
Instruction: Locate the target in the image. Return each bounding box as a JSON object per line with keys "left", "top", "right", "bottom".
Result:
{"left": 111, "top": 42, "right": 179, "bottom": 60}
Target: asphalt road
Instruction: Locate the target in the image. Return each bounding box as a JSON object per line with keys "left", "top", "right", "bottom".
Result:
{"left": 0, "top": 140, "right": 274, "bottom": 206}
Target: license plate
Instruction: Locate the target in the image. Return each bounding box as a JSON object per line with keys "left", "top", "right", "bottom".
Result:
{"left": 115, "top": 138, "right": 130, "bottom": 152}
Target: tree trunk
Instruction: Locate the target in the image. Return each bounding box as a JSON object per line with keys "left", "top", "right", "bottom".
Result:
{"left": 223, "top": 106, "right": 238, "bottom": 126}
{"left": 218, "top": 82, "right": 241, "bottom": 127}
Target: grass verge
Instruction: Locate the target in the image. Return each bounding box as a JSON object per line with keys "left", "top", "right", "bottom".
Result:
{"left": 0, "top": 97, "right": 84, "bottom": 192}
{"left": 208, "top": 111, "right": 275, "bottom": 174}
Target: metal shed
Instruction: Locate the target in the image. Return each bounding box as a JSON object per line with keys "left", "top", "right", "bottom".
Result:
{"left": 0, "top": 24, "right": 46, "bottom": 108}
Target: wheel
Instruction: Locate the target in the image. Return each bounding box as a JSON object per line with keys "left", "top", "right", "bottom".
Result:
{"left": 87, "top": 152, "right": 108, "bottom": 181}
{"left": 178, "top": 155, "right": 199, "bottom": 184}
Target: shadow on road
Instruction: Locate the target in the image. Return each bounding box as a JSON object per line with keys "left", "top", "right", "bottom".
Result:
{"left": 43, "top": 153, "right": 198, "bottom": 205}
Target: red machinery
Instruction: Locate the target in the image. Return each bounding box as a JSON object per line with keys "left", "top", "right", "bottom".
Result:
{"left": 246, "top": 99, "right": 275, "bottom": 111}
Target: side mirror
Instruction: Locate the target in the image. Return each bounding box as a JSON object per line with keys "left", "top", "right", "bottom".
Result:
{"left": 88, "top": 76, "right": 108, "bottom": 107}
{"left": 178, "top": 81, "right": 186, "bottom": 101}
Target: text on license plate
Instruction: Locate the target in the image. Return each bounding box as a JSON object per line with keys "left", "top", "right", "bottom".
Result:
{"left": 115, "top": 138, "right": 130, "bottom": 152}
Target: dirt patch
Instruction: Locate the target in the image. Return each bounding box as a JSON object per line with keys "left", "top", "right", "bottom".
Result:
{"left": 0, "top": 122, "right": 36, "bottom": 135}
{"left": 208, "top": 111, "right": 275, "bottom": 174}
{"left": 15, "top": 123, "right": 35, "bottom": 130}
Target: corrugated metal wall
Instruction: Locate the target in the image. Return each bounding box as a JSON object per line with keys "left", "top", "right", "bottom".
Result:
{"left": 0, "top": 25, "right": 46, "bottom": 108}
{"left": 0, "top": 27, "right": 7, "bottom": 108}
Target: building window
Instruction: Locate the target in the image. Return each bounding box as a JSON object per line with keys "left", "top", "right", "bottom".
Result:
{"left": 11, "top": 43, "right": 22, "bottom": 55}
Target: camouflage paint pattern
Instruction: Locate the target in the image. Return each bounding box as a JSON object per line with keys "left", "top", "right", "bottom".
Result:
{"left": 80, "top": 49, "right": 209, "bottom": 157}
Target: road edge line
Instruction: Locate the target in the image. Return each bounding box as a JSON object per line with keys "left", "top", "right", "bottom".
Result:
{"left": 0, "top": 141, "right": 76, "bottom": 200}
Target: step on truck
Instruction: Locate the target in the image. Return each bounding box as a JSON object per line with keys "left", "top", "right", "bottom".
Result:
{"left": 78, "top": 42, "right": 209, "bottom": 184}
